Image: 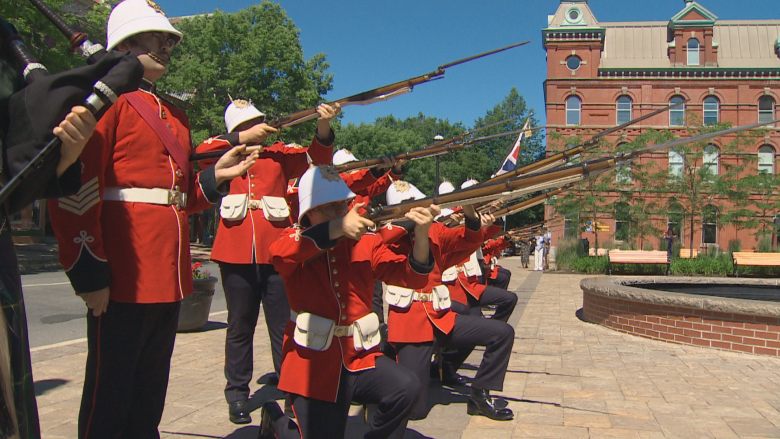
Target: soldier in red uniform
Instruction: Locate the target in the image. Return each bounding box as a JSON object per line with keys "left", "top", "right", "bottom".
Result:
{"left": 483, "top": 235, "right": 513, "bottom": 290}
{"left": 47, "top": 1, "right": 260, "bottom": 438}
{"left": 197, "top": 99, "right": 339, "bottom": 424}
{"left": 257, "top": 166, "right": 436, "bottom": 439}
{"left": 382, "top": 181, "right": 515, "bottom": 421}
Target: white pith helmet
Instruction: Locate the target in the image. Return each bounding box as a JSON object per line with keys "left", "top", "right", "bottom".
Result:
{"left": 106, "top": 0, "right": 183, "bottom": 51}
{"left": 386, "top": 181, "right": 426, "bottom": 206}
{"left": 298, "top": 166, "right": 356, "bottom": 222}
{"left": 224, "top": 100, "right": 266, "bottom": 133}
{"left": 333, "top": 149, "right": 358, "bottom": 166}
{"left": 461, "top": 179, "right": 479, "bottom": 189}
{"left": 438, "top": 181, "right": 455, "bottom": 195}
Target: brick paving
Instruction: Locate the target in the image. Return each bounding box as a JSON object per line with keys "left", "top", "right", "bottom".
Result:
{"left": 32, "top": 258, "right": 780, "bottom": 438}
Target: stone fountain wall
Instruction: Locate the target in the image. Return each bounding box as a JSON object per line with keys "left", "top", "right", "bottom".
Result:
{"left": 581, "top": 277, "right": 780, "bottom": 357}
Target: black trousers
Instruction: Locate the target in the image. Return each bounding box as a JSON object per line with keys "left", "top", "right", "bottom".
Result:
{"left": 488, "top": 267, "right": 512, "bottom": 291}
{"left": 79, "top": 300, "right": 180, "bottom": 439}
{"left": 221, "top": 263, "right": 289, "bottom": 403}
{"left": 271, "top": 356, "right": 421, "bottom": 439}
{"left": 396, "top": 314, "right": 514, "bottom": 419}
{"left": 445, "top": 286, "right": 517, "bottom": 372}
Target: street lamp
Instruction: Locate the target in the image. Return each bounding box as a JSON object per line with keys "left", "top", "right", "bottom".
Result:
{"left": 434, "top": 133, "right": 444, "bottom": 196}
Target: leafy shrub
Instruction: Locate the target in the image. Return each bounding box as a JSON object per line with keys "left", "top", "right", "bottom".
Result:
{"left": 602, "top": 239, "right": 616, "bottom": 250}
{"left": 643, "top": 242, "right": 655, "bottom": 251}
{"left": 670, "top": 254, "right": 731, "bottom": 276}
{"left": 727, "top": 239, "right": 741, "bottom": 253}
{"left": 571, "top": 256, "right": 608, "bottom": 274}
{"left": 554, "top": 237, "right": 585, "bottom": 270}
{"left": 758, "top": 237, "right": 773, "bottom": 253}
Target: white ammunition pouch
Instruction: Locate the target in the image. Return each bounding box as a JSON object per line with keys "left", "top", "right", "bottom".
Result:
{"left": 463, "top": 252, "right": 482, "bottom": 278}
{"left": 220, "top": 194, "right": 248, "bottom": 221}
{"left": 441, "top": 265, "right": 459, "bottom": 283}
{"left": 431, "top": 285, "right": 451, "bottom": 312}
{"left": 385, "top": 285, "right": 414, "bottom": 309}
{"left": 490, "top": 256, "right": 498, "bottom": 271}
{"left": 261, "top": 196, "right": 290, "bottom": 221}
{"left": 352, "top": 313, "right": 381, "bottom": 351}
{"left": 292, "top": 311, "right": 336, "bottom": 351}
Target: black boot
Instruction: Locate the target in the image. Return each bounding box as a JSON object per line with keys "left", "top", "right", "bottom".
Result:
{"left": 258, "top": 401, "right": 284, "bottom": 439}
{"left": 466, "top": 388, "right": 513, "bottom": 421}
{"left": 229, "top": 400, "right": 251, "bottom": 424}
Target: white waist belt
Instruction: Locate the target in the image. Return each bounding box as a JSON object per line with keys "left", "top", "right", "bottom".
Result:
{"left": 104, "top": 187, "right": 187, "bottom": 208}
{"left": 290, "top": 310, "right": 353, "bottom": 337}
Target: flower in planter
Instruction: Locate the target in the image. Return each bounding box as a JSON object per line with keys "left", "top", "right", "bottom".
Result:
{"left": 192, "top": 262, "right": 211, "bottom": 280}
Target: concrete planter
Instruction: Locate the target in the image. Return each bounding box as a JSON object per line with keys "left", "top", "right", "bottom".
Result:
{"left": 177, "top": 276, "right": 217, "bottom": 332}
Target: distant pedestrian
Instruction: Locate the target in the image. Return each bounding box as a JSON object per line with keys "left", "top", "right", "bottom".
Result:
{"left": 519, "top": 239, "right": 530, "bottom": 268}
{"left": 534, "top": 235, "right": 545, "bottom": 271}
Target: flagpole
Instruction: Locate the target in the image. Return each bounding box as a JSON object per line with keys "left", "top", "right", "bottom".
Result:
{"left": 433, "top": 133, "right": 444, "bottom": 196}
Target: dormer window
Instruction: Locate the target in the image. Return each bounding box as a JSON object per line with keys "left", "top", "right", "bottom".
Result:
{"left": 564, "top": 5, "right": 585, "bottom": 26}
{"left": 687, "top": 38, "right": 700, "bottom": 65}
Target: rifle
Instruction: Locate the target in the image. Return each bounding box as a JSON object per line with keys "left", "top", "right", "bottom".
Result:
{"left": 189, "top": 40, "right": 531, "bottom": 161}
{"left": 334, "top": 126, "right": 546, "bottom": 174}
{"left": 490, "top": 188, "right": 565, "bottom": 217}
{"left": 364, "top": 118, "right": 778, "bottom": 223}
{"left": 478, "top": 99, "right": 689, "bottom": 187}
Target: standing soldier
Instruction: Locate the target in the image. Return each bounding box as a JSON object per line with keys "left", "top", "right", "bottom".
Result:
{"left": 258, "top": 166, "right": 436, "bottom": 439}
{"left": 196, "top": 99, "right": 340, "bottom": 424}
{"left": 47, "top": 1, "right": 259, "bottom": 437}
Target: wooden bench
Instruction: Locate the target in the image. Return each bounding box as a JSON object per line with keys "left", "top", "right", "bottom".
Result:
{"left": 679, "top": 248, "right": 698, "bottom": 259}
{"left": 608, "top": 250, "right": 669, "bottom": 275}
{"left": 588, "top": 248, "right": 609, "bottom": 257}
{"left": 732, "top": 252, "right": 780, "bottom": 276}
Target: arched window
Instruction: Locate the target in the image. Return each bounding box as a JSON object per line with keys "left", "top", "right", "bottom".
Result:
{"left": 566, "top": 96, "right": 581, "bottom": 125}
{"left": 703, "top": 145, "right": 719, "bottom": 177}
{"left": 616, "top": 164, "right": 632, "bottom": 184}
{"left": 702, "top": 205, "right": 718, "bottom": 245}
{"left": 687, "top": 38, "right": 700, "bottom": 65}
{"left": 669, "top": 149, "right": 684, "bottom": 178}
{"left": 668, "top": 201, "right": 684, "bottom": 243}
{"left": 759, "top": 145, "right": 775, "bottom": 174}
{"left": 704, "top": 96, "right": 719, "bottom": 125}
{"left": 617, "top": 96, "right": 632, "bottom": 125}
{"left": 759, "top": 96, "right": 776, "bottom": 124}
{"left": 615, "top": 203, "right": 630, "bottom": 242}
{"left": 670, "top": 96, "right": 686, "bottom": 126}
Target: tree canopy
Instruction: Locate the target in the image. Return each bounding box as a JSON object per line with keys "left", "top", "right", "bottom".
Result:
{"left": 160, "top": 2, "right": 333, "bottom": 145}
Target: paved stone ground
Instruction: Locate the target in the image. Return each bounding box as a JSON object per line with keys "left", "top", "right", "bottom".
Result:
{"left": 32, "top": 258, "right": 780, "bottom": 438}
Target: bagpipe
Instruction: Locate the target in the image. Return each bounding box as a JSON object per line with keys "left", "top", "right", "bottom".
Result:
{"left": 0, "top": 0, "right": 144, "bottom": 210}
{"left": 189, "top": 41, "right": 531, "bottom": 161}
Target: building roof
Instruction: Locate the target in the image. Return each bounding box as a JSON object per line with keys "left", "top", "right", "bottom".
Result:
{"left": 600, "top": 21, "right": 780, "bottom": 70}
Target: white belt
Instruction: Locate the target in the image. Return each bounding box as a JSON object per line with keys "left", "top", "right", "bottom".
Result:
{"left": 104, "top": 187, "right": 187, "bottom": 209}
{"left": 290, "top": 310, "right": 353, "bottom": 337}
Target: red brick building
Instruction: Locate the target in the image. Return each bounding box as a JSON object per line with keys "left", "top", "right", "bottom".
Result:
{"left": 543, "top": 0, "right": 780, "bottom": 253}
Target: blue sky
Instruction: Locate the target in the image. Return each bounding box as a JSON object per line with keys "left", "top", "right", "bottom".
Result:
{"left": 153, "top": 0, "right": 778, "bottom": 129}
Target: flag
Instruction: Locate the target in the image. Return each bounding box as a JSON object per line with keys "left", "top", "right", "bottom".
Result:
{"left": 496, "top": 119, "right": 531, "bottom": 176}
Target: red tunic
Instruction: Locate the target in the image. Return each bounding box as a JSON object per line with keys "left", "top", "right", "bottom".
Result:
{"left": 384, "top": 221, "right": 483, "bottom": 343}
{"left": 48, "top": 90, "right": 228, "bottom": 303}
{"left": 483, "top": 236, "right": 510, "bottom": 278}
{"left": 197, "top": 138, "right": 333, "bottom": 264}
{"left": 270, "top": 224, "right": 431, "bottom": 402}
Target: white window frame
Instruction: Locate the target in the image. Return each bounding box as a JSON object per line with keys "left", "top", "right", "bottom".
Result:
{"left": 669, "top": 149, "right": 684, "bottom": 178}
{"left": 670, "top": 96, "right": 685, "bottom": 126}
{"left": 759, "top": 145, "right": 775, "bottom": 174}
{"left": 616, "top": 96, "right": 632, "bottom": 125}
{"left": 566, "top": 96, "right": 581, "bottom": 126}
{"left": 703, "top": 145, "right": 719, "bottom": 177}
{"left": 759, "top": 96, "right": 776, "bottom": 124}
{"left": 702, "top": 205, "right": 718, "bottom": 245}
{"left": 703, "top": 96, "right": 719, "bottom": 125}
{"left": 687, "top": 38, "right": 700, "bottom": 66}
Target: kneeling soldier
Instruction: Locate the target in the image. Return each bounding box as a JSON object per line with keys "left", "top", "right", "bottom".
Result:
{"left": 259, "top": 166, "right": 436, "bottom": 439}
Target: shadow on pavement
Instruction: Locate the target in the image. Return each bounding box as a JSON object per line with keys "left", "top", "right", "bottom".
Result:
{"left": 34, "top": 378, "right": 68, "bottom": 396}
{"left": 222, "top": 426, "right": 259, "bottom": 438}
{"left": 197, "top": 321, "right": 229, "bottom": 332}
{"left": 248, "top": 384, "right": 285, "bottom": 413}
{"left": 161, "top": 431, "right": 225, "bottom": 438}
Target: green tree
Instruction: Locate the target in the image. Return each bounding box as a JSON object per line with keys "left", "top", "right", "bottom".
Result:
{"left": 159, "top": 3, "right": 333, "bottom": 145}
{"left": 1, "top": 0, "right": 112, "bottom": 73}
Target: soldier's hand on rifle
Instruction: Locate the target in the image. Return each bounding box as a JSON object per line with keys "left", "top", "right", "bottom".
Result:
{"left": 55, "top": 106, "right": 97, "bottom": 177}
{"left": 214, "top": 145, "right": 261, "bottom": 186}
{"left": 406, "top": 204, "right": 439, "bottom": 265}
{"left": 480, "top": 213, "right": 496, "bottom": 229}
{"left": 317, "top": 103, "right": 341, "bottom": 139}
{"left": 448, "top": 212, "right": 464, "bottom": 225}
{"left": 238, "top": 123, "right": 277, "bottom": 146}
{"left": 79, "top": 287, "right": 110, "bottom": 317}
{"left": 334, "top": 202, "right": 374, "bottom": 241}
